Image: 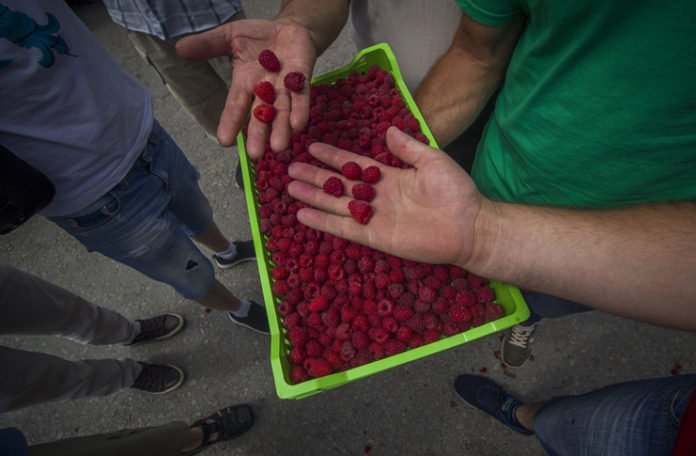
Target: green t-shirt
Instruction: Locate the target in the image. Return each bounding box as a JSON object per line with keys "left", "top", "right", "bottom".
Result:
{"left": 457, "top": 0, "right": 696, "bottom": 208}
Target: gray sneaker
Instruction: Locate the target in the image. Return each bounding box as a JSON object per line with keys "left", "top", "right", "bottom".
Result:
{"left": 501, "top": 322, "right": 538, "bottom": 368}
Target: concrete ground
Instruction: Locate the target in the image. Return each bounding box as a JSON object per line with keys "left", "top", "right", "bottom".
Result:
{"left": 1, "top": 2, "right": 693, "bottom": 455}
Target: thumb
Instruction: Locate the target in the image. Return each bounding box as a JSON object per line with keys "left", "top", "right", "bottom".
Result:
{"left": 176, "top": 24, "right": 231, "bottom": 61}
{"left": 385, "top": 127, "right": 438, "bottom": 169}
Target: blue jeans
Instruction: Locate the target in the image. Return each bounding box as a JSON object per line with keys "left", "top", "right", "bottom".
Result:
{"left": 521, "top": 290, "right": 592, "bottom": 325}
{"left": 51, "top": 121, "right": 215, "bottom": 300}
{"left": 535, "top": 375, "right": 696, "bottom": 456}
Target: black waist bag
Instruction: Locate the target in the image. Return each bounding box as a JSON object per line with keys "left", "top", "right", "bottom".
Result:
{"left": 0, "top": 145, "right": 55, "bottom": 234}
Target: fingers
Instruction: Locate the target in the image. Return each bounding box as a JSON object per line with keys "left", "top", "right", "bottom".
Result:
{"left": 176, "top": 26, "right": 230, "bottom": 61}
{"left": 269, "top": 90, "right": 292, "bottom": 152}
{"left": 296, "top": 207, "right": 368, "bottom": 245}
{"left": 287, "top": 180, "right": 351, "bottom": 217}
{"left": 217, "top": 85, "right": 253, "bottom": 147}
{"left": 385, "top": 127, "right": 438, "bottom": 168}
{"left": 307, "top": 142, "right": 379, "bottom": 171}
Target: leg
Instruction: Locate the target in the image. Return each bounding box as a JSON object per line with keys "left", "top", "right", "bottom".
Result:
{"left": 0, "top": 346, "right": 141, "bottom": 413}
{"left": 533, "top": 375, "right": 696, "bottom": 456}
{"left": 28, "top": 422, "right": 190, "bottom": 456}
{"left": 502, "top": 290, "right": 593, "bottom": 367}
{"left": 0, "top": 263, "right": 138, "bottom": 345}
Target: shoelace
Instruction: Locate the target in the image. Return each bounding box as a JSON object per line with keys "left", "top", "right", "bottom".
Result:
{"left": 507, "top": 324, "right": 536, "bottom": 349}
{"left": 137, "top": 315, "right": 168, "bottom": 339}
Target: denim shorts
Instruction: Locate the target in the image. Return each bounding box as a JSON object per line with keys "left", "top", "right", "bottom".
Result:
{"left": 534, "top": 375, "right": 696, "bottom": 456}
{"left": 50, "top": 121, "right": 215, "bottom": 300}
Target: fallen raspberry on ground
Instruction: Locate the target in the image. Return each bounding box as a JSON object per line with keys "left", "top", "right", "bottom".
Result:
{"left": 361, "top": 166, "right": 381, "bottom": 184}
{"left": 323, "top": 176, "right": 344, "bottom": 197}
{"left": 341, "top": 161, "right": 362, "bottom": 180}
{"left": 253, "top": 80, "right": 276, "bottom": 103}
{"left": 258, "top": 49, "right": 280, "bottom": 72}
{"left": 348, "top": 200, "right": 373, "bottom": 224}
{"left": 284, "top": 71, "right": 306, "bottom": 93}
{"left": 351, "top": 183, "right": 376, "bottom": 202}
{"left": 253, "top": 104, "right": 276, "bottom": 123}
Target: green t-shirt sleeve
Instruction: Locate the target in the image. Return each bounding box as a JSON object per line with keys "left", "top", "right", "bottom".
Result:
{"left": 456, "top": 0, "right": 524, "bottom": 26}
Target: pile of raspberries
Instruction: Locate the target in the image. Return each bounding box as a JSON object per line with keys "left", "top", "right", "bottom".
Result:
{"left": 251, "top": 51, "right": 504, "bottom": 383}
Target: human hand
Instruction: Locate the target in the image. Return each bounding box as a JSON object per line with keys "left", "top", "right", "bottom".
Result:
{"left": 176, "top": 19, "right": 316, "bottom": 159}
{"left": 287, "top": 127, "right": 487, "bottom": 268}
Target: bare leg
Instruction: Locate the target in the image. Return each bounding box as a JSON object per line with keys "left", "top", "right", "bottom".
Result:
{"left": 192, "top": 222, "right": 231, "bottom": 253}
{"left": 515, "top": 401, "right": 546, "bottom": 432}
{"left": 196, "top": 280, "right": 241, "bottom": 311}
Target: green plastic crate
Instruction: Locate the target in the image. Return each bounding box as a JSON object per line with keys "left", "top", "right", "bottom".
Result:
{"left": 238, "top": 43, "right": 530, "bottom": 399}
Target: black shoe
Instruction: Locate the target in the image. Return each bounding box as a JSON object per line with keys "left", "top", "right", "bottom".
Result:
{"left": 128, "top": 313, "right": 185, "bottom": 345}
{"left": 131, "top": 363, "right": 185, "bottom": 394}
{"left": 213, "top": 240, "right": 256, "bottom": 269}
{"left": 184, "top": 404, "right": 254, "bottom": 455}
{"left": 235, "top": 161, "right": 244, "bottom": 190}
{"left": 228, "top": 300, "right": 270, "bottom": 334}
{"left": 453, "top": 375, "right": 532, "bottom": 435}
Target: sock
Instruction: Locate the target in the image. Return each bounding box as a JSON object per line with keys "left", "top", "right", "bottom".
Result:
{"left": 231, "top": 299, "right": 251, "bottom": 317}
{"left": 215, "top": 242, "right": 237, "bottom": 260}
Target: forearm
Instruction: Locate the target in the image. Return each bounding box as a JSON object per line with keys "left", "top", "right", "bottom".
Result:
{"left": 414, "top": 15, "right": 524, "bottom": 146}
{"left": 468, "top": 200, "right": 696, "bottom": 331}
{"left": 276, "top": 0, "right": 349, "bottom": 56}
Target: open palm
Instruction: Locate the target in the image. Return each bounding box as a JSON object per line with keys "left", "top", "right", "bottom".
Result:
{"left": 176, "top": 19, "right": 316, "bottom": 158}
{"left": 287, "top": 127, "right": 484, "bottom": 267}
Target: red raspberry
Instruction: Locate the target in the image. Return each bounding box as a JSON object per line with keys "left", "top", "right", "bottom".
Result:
{"left": 352, "top": 331, "right": 370, "bottom": 349}
{"left": 284, "top": 71, "right": 306, "bottom": 93}
{"left": 272, "top": 280, "right": 288, "bottom": 296}
{"left": 277, "top": 300, "right": 294, "bottom": 317}
{"left": 305, "top": 358, "right": 332, "bottom": 378}
{"left": 393, "top": 305, "right": 415, "bottom": 322}
{"left": 341, "top": 161, "right": 362, "bottom": 180}
{"left": 352, "top": 314, "right": 370, "bottom": 332}
{"left": 368, "top": 327, "right": 389, "bottom": 344}
{"left": 362, "top": 166, "right": 381, "bottom": 184}
{"left": 384, "top": 338, "right": 407, "bottom": 356}
{"left": 377, "top": 299, "right": 394, "bottom": 317}
{"left": 305, "top": 340, "right": 323, "bottom": 358}
{"left": 271, "top": 267, "right": 289, "bottom": 280}
{"left": 307, "top": 295, "right": 328, "bottom": 312}
{"left": 455, "top": 291, "right": 477, "bottom": 308}
{"left": 408, "top": 334, "right": 424, "bottom": 348}
{"left": 418, "top": 286, "right": 437, "bottom": 304}
{"left": 348, "top": 200, "right": 373, "bottom": 224}
{"left": 340, "top": 340, "right": 356, "bottom": 361}
{"left": 396, "top": 326, "right": 413, "bottom": 342}
{"left": 485, "top": 302, "right": 504, "bottom": 321}
{"left": 351, "top": 183, "right": 376, "bottom": 202}
{"left": 258, "top": 49, "right": 280, "bottom": 72}
{"left": 414, "top": 299, "right": 431, "bottom": 313}
{"left": 382, "top": 317, "right": 398, "bottom": 333}
{"left": 287, "top": 327, "right": 308, "bottom": 347}
{"left": 288, "top": 346, "right": 306, "bottom": 365}
{"left": 423, "top": 312, "right": 439, "bottom": 330}
{"left": 335, "top": 322, "right": 352, "bottom": 340}
{"left": 253, "top": 80, "right": 276, "bottom": 103}
{"left": 323, "top": 349, "right": 343, "bottom": 369}
{"left": 387, "top": 282, "right": 404, "bottom": 299}
{"left": 283, "top": 312, "right": 301, "bottom": 329}
{"left": 449, "top": 306, "right": 472, "bottom": 323}
{"left": 286, "top": 288, "right": 303, "bottom": 305}
{"left": 431, "top": 299, "right": 448, "bottom": 315}
{"left": 476, "top": 286, "right": 495, "bottom": 303}
{"left": 468, "top": 273, "right": 485, "bottom": 288}
{"left": 353, "top": 349, "right": 372, "bottom": 366}
{"left": 443, "top": 321, "right": 461, "bottom": 337}
{"left": 345, "top": 243, "right": 362, "bottom": 259}
{"left": 253, "top": 104, "right": 276, "bottom": 123}
{"left": 374, "top": 273, "right": 389, "bottom": 289}
{"left": 358, "top": 256, "right": 375, "bottom": 273}
{"left": 423, "top": 328, "right": 441, "bottom": 344}
{"left": 322, "top": 308, "right": 340, "bottom": 328}
{"left": 368, "top": 342, "right": 385, "bottom": 360}
{"left": 290, "top": 366, "right": 309, "bottom": 383}
{"left": 322, "top": 176, "right": 344, "bottom": 197}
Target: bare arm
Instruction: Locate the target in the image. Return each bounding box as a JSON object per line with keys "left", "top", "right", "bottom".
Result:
{"left": 275, "top": 0, "right": 349, "bottom": 57}
{"left": 470, "top": 199, "right": 696, "bottom": 331}
{"left": 288, "top": 128, "right": 696, "bottom": 332}
{"left": 414, "top": 14, "right": 524, "bottom": 146}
